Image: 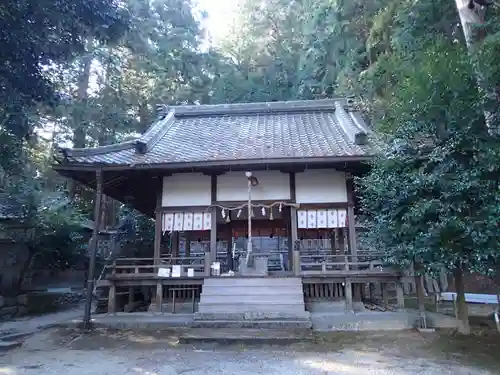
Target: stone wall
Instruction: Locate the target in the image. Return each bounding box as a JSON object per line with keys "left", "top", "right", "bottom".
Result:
{"left": 0, "top": 242, "right": 30, "bottom": 293}
{"left": 0, "top": 291, "right": 85, "bottom": 320}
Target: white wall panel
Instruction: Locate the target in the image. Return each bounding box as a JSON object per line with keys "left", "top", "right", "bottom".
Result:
{"left": 295, "top": 169, "right": 347, "bottom": 204}
{"left": 216, "top": 171, "right": 290, "bottom": 201}
{"left": 162, "top": 173, "right": 211, "bottom": 207}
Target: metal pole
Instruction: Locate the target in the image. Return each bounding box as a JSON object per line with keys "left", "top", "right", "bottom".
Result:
{"left": 83, "top": 168, "right": 104, "bottom": 329}
{"left": 245, "top": 171, "right": 252, "bottom": 267}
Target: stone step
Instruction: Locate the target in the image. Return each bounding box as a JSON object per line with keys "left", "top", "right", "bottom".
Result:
{"left": 200, "top": 287, "right": 303, "bottom": 296}
{"left": 190, "top": 320, "right": 312, "bottom": 329}
{"left": 203, "top": 277, "right": 302, "bottom": 288}
{"left": 198, "top": 304, "right": 306, "bottom": 313}
{"left": 199, "top": 295, "right": 305, "bottom": 304}
{"left": 177, "top": 327, "right": 313, "bottom": 343}
{"left": 194, "top": 311, "right": 310, "bottom": 321}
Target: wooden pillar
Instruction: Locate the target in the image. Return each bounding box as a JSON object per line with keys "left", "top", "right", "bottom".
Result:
{"left": 346, "top": 175, "right": 358, "bottom": 263}
{"left": 345, "top": 279, "right": 353, "bottom": 311}
{"left": 210, "top": 175, "right": 217, "bottom": 263}
{"left": 83, "top": 168, "right": 104, "bottom": 328}
{"left": 204, "top": 251, "right": 211, "bottom": 276}
{"left": 107, "top": 283, "right": 116, "bottom": 314}
{"left": 289, "top": 172, "right": 297, "bottom": 272}
{"left": 153, "top": 179, "right": 163, "bottom": 262}
{"left": 293, "top": 250, "right": 301, "bottom": 276}
{"left": 156, "top": 281, "right": 163, "bottom": 312}
{"left": 227, "top": 222, "right": 233, "bottom": 270}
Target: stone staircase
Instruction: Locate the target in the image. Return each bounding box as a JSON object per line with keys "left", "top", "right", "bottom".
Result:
{"left": 193, "top": 277, "right": 311, "bottom": 329}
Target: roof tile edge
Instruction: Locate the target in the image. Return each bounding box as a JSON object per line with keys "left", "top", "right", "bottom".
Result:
{"left": 135, "top": 110, "right": 176, "bottom": 154}
{"left": 60, "top": 140, "right": 137, "bottom": 158}
{"left": 169, "top": 98, "right": 349, "bottom": 117}
{"left": 334, "top": 102, "right": 369, "bottom": 146}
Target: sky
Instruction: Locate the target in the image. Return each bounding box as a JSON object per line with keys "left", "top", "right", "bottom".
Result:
{"left": 197, "top": 0, "right": 239, "bottom": 45}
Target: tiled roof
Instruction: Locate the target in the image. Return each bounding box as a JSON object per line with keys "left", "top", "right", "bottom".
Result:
{"left": 58, "top": 99, "right": 374, "bottom": 166}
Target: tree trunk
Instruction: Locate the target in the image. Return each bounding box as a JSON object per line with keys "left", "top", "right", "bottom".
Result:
{"left": 69, "top": 46, "right": 92, "bottom": 199}
{"left": 453, "top": 265, "right": 471, "bottom": 334}
{"left": 414, "top": 274, "right": 428, "bottom": 329}
{"left": 454, "top": 0, "right": 496, "bottom": 132}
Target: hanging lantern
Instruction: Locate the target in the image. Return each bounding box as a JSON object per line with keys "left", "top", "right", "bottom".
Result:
{"left": 261, "top": 207, "right": 266, "bottom": 216}
{"left": 237, "top": 209, "right": 242, "bottom": 218}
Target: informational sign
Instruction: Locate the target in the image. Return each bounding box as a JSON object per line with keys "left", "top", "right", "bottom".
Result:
{"left": 171, "top": 265, "right": 181, "bottom": 277}
{"left": 157, "top": 268, "right": 170, "bottom": 278}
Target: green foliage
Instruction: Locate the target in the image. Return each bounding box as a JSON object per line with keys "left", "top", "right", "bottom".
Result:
{"left": 0, "top": 0, "right": 129, "bottom": 141}
{"left": 358, "top": 40, "right": 500, "bottom": 276}
{"left": 3, "top": 178, "right": 88, "bottom": 270}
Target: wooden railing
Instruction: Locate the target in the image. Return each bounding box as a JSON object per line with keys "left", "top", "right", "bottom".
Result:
{"left": 296, "top": 250, "right": 390, "bottom": 276}
{"left": 105, "top": 254, "right": 209, "bottom": 278}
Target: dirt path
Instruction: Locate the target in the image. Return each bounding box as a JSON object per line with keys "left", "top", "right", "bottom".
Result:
{"left": 0, "top": 328, "right": 498, "bottom": 375}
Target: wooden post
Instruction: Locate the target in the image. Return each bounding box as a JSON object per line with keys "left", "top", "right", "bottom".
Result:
{"left": 83, "top": 168, "right": 104, "bottom": 328}
{"left": 293, "top": 249, "right": 301, "bottom": 276}
{"left": 107, "top": 283, "right": 116, "bottom": 314}
{"left": 346, "top": 176, "right": 358, "bottom": 265}
{"left": 227, "top": 223, "right": 233, "bottom": 271}
{"left": 154, "top": 178, "right": 163, "bottom": 263}
{"left": 204, "top": 252, "right": 211, "bottom": 276}
{"left": 156, "top": 281, "right": 163, "bottom": 312}
{"left": 345, "top": 279, "right": 353, "bottom": 311}
{"left": 210, "top": 207, "right": 217, "bottom": 263}
{"left": 289, "top": 172, "right": 298, "bottom": 271}
{"left": 210, "top": 174, "right": 217, "bottom": 263}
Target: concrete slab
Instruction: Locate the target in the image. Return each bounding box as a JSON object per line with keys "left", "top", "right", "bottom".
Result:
{"left": 312, "top": 311, "right": 414, "bottom": 331}
{"left": 60, "top": 312, "right": 194, "bottom": 330}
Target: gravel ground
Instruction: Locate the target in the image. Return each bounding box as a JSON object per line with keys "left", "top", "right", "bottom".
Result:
{"left": 0, "top": 328, "right": 498, "bottom": 375}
